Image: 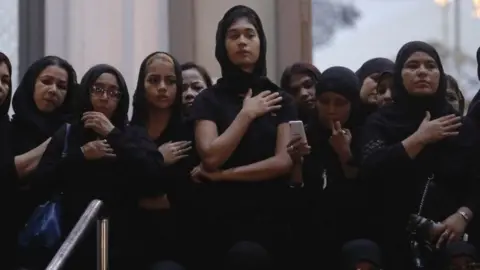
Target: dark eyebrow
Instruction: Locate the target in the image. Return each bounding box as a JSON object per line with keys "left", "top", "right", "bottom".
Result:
{"left": 227, "top": 27, "right": 255, "bottom": 34}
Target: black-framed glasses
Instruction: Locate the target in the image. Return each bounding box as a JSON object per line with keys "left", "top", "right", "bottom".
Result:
{"left": 90, "top": 85, "right": 122, "bottom": 99}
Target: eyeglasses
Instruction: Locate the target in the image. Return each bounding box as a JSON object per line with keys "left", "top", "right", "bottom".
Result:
{"left": 90, "top": 85, "right": 121, "bottom": 99}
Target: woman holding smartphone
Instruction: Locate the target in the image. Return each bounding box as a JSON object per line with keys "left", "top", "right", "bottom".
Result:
{"left": 289, "top": 66, "right": 365, "bottom": 269}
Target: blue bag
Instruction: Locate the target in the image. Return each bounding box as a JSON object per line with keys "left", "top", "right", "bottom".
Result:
{"left": 18, "top": 123, "right": 71, "bottom": 249}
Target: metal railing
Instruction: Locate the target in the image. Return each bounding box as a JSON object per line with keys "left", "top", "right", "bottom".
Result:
{"left": 46, "top": 199, "right": 109, "bottom": 270}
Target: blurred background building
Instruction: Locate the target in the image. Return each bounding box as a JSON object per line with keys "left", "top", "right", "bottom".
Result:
{"left": 312, "top": 0, "right": 480, "bottom": 100}
{"left": 0, "top": 0, "right": 479, "bottom": 101}
{"left": 0, "top": 0, "right": 311, "bottom": 94}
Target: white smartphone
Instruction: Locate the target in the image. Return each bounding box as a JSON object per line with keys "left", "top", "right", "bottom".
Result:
{"left": 289, "top": 120, "right": 307, "bottom": 143}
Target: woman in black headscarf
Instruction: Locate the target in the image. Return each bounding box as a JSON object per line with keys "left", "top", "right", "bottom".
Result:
{"left": 130, "top": 51, "right": 195, "bottom": 269}
{"left": 356, "top": 57, "right": 395, "bottom": 115}
{"left": 280, "top": 62, "right": 322, "bottom": 125}
{"left": 189, "top": 5, "right": 297, "bottom": 270}
{"left": 0, "top": 52, "right": 16, "bottom": 270}
{"left": 361, "top": 41, "right": 480, "bottom": 270}
{"left": 445, "top": 74, "right": 465, "bottom": 115}
{"left": 11, "top": 56, "right": 77, "bottom": 155}
{"left": 34, "top": 64, "right": 164, "bottom": 269}
{"left": 342, "top": 239, "right": 382, "bottom": 270}
{"left": 290, "top": 67, "right": 365, "bottom": 268}
{"left": 180, "top": 61, "right": 213, "bottom": 117}
{"left": 10, "top": 56, "right": 77, "bottom": 247}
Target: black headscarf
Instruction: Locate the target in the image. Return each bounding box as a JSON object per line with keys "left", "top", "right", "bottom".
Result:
{"left": 314, "top": 66, "right": 362, "bottom": 128}
{"left": 308, "top": 66, "right": 363, "bottom": 158}
{"left": 0, "top": 52, "right": 12, "bottom": 120}
{"left": 11, "top": 56, "right": 77, "bottom": 138}
{"left": 356, "top": 57, "right": 394, "bottom": 84}
{"left": 0, "top": 52, "right": 13, "bottom": 164}
{"left": 280, "top": 62, "right": 322, "bottom": 91}
{"left": 73, "top": 64, "right": 129, "bottom": 143}
{"left": 342, "top": 239, "right": 382, "bottom": 270}
{"left": 367, "top": 41, "right": 456, "bottom": 140}
{"left": 131, "top": 51, "right": 183, "bottom": 126}
{"left": 444, "top": 242, "right": 478, "bottom": 262}
{"left": 477, "top": 46, "right": 480, "bottom": 81}
{"left": 0, "top": 51, "right": 16, "bottom": 270}
{"left": 214, "top": 5, "right": 278, "bottom": 95}
{"left": 467, "top": 46, "right": 480, "bottom": 117}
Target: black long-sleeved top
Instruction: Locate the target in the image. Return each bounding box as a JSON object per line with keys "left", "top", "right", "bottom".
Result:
{"left": 33, "top": 123, "right": 164, "bottom": 268}
{"left": 360, "top": 112, "right": 480, "bottom": 269}
{"left": 131, "top": 120, "right": 198, "bottom": 212}
{"left": 0, "top": 117, "right": 18, "bottom": 269}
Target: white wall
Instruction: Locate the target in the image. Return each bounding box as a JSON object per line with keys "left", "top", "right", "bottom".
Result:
{"left": 45, "top": 0, "right": 170, "bottom": 102}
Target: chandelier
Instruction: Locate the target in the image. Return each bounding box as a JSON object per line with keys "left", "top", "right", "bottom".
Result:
{"left": 435, "top": 0, "right": 480, "bottom": 18}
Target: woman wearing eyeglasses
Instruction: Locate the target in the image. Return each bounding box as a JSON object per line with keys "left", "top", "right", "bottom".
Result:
{"left": 33, "top": 64, "right": 164, "bottom": 269}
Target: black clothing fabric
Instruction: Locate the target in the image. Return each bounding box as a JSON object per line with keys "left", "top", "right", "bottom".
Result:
{"left": 130, "top": 51, "right": 198, "bottom": 267}
{"left": 356, "top": 58, "right": 395, "bottom": 117}
{"left": 33, "top": 64, "right": 164, "bottom": 270}
{"left": 444, "top": 242, "right": 477, "bottom": 261}
{"left": 361, "top": 41, "right": 480, "bottom": 270}
{"left": 0, "top": 52, "right": 17, "bottom": 269}
{"left": 467, "top": 47, "right": 480, "bottom": 119}
{"left": 342, "top": 239, "right": 382, "bottom": 270}
{"left": 10, "top": 56, "right": 77, "bottom": 237}
{"left": 225, "top": 241, "right": 272, "bottom": 270}
{"left": 11, "top": 56, "right": 77, "bottom": 155}
{"left": 298, "top": 67, "right": 365, "bottom": 268}
{"left": 188, "top": 5, "right": 296, "bottom": 270}
{"left": 190, "top": 4, "right": 297, "bottom": 212}
{"left": 355, "top": 57, "right": 395, "bottom": 84}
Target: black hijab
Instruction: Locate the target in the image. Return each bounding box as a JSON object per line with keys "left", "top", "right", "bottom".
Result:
{"left": 131, "top": 51, "right": 183, "bottom": 126}
{"left": 356, "top": 58, "right": 394, "bottom": 117}
{"left": 477, "top": 46, "right": 480, "bottom": 83}
{"left": 11, "top": 56, "right": 77, "bottom": 139}
{"left": 0, "top": 51, "right": 16, "bottom": 270}
{"left": 280, "top": 62, "right": 322, "bottom": 91}
{"left": 308, "top": 66, "right": 362, "bottom": 158}
{"left": 0, "top": 52, "right": 12, "bottom": 121}
{"left": 356, "top": 57, "right": 394, "bottom": 84}
{"left": 312, "top": 66, "right": 362, "bottom": 131}
{"left": 467, "top": 46, "right": 480, "bottom": 117}
{"left": 0, "top": 52, "right": 13, "bottom": 165}
{"left": 367, "top": 41, "right": 457, "bottom": 140}
{"left": 214, "top": 5, "right": 278, "bottom": 95}
{"left": 73, "top": 64, "right": 129, "bottom": 143}
{"left": 342, "top": 239, "right": 382, "bottom": 270}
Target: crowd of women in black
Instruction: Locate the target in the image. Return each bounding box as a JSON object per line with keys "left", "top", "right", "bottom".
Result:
{"left": 1, "top": 5, "right": 480, "bottom": 270}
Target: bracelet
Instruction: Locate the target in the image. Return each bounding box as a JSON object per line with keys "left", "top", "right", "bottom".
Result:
{"left": 457, "top": 211, "right": 470, "bottom": 222}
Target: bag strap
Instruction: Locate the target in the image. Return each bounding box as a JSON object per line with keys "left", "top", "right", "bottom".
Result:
{"left": 417, "top": 173, "right": 435, "bottom": 215}
{"left": 61, "top": 123, "right": 71, "bottom": 158}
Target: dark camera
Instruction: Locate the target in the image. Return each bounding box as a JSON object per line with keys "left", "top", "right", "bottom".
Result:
{"left": 407, "top": 214, "right": 436, "bottom": 269}
{"left": 407, "top": 214, "right": 436, "bottom": 243}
